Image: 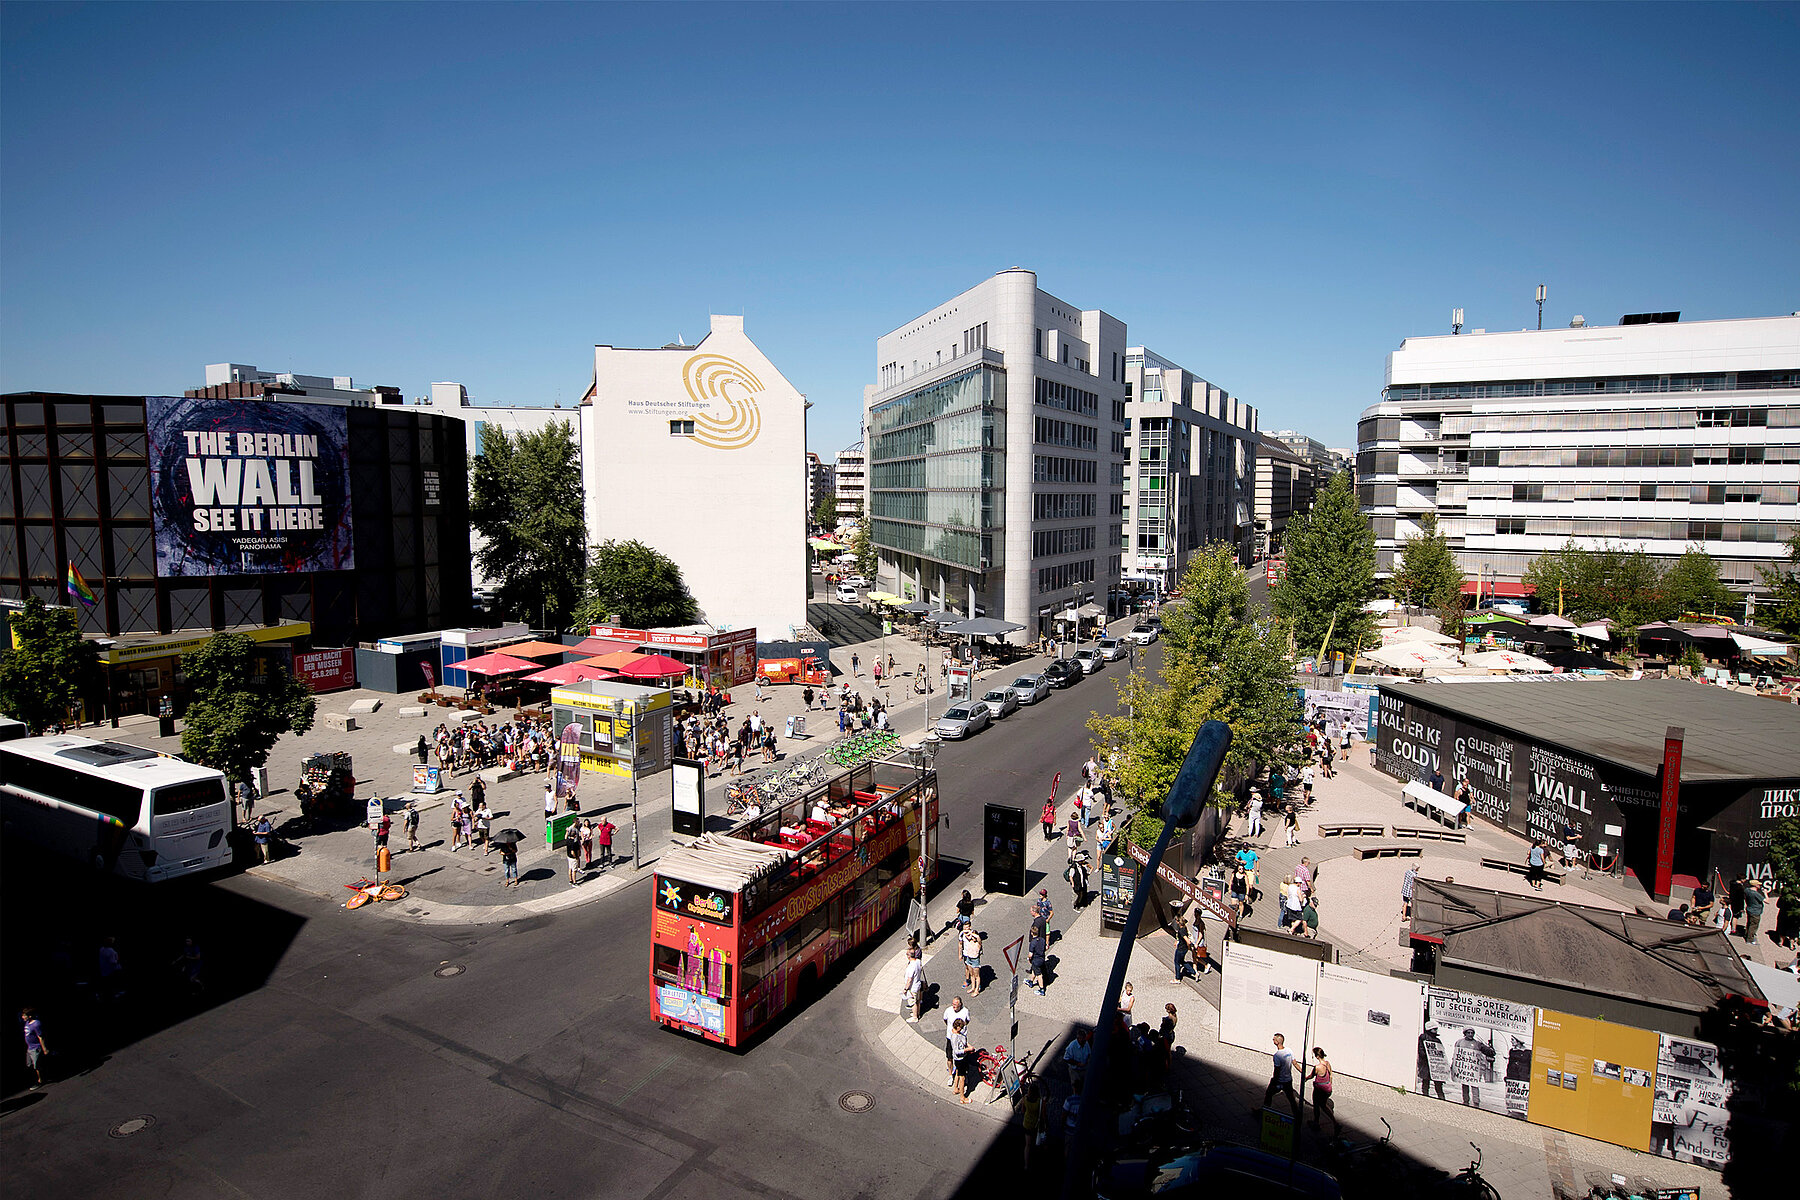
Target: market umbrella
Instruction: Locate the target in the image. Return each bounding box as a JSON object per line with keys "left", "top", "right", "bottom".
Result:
{"left": 523, "top": 662, "right": 618, "bottom": 686}
{"left": 924, "top": 610, "right": 964, "bottom": 624}
{"left": 456, "top": 652, "right": 541, "bottom": 676}
{"left": 582, "top": 649, "right": 649, "bottom": 671}
{"left": 1362, "top": 642, "right": 1461, "bottom": 669}
{"left": 898, "top": 601, "right": 934, "bottom": 615}
{"left": 1465, "top": 649, "right": 1555, "bottom": 672}
{"left": 572, "top": 636, "right": 640, "bottom": 657}
{"left": 1075, "top": 601, "right": 1107, "bottom": 619}
{"left": 491, "top": 828, "right": 525, "bottom": 846}
{"left": 1381, "top": 625, "right": 1457, "bottom": 646}
{"left": 1053, "top": 609, "right": 1080, "bottom": 623}
{"left": 499, "top": 639, "right": 574, "bottom": 659}
{"left": 1571, "top": 623, "right": 1612, "bottom": 643}
{"left": 942, "top": 617, "right": 1025, "bottom": 637}
{"left": 617, "top": 653, "right": 690, "bottom": 679}
{"left": 865, "top": 591, "right": 904, "bottom": 604}
{"left": 808, "top": 537, "right": 845, "bottom": 551}
{"left": 1529, "top": 614, "right": 1578, "bottom": 629}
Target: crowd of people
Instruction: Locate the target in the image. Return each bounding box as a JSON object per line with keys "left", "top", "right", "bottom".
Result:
{"left": 421, "top": 715, "right": 556, "bottom": 777}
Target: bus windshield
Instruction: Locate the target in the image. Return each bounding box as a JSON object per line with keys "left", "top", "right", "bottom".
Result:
{"left": 153, "top": 780, "right": 229, "bottom": 816}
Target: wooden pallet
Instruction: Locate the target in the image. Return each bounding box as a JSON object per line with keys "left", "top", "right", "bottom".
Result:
{"left": 1355, "top": 844, "right": 1423, "bottom": 860}
{"left": 1391, "top": 825, "right": 1467, "bottom": 843}
{"left": 1318, "top": 823, "right": 1385, "bottom": 838}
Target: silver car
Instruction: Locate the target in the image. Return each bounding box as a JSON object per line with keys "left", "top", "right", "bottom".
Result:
{"left": 1073, "top": 648, "right": 1103, "bottom": 674}
{"left": 1009, "top": 674, "right": 1050, "bottom": 705}
{"left": 935, "top": 704, "right": 991, "bottom": 740}
{"left": 1098, "top": 637, "right": 1127, "bottom": 661}
{"left": 1130, "top": 625, "right": 1158, "bottom": 645}
{"left": 979, "top": 688, "right": 1019, "bottom": 720}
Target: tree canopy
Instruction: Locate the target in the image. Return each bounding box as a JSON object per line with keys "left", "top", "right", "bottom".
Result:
{"left": 1270, "top": 470, "right": 1375, "bottom": 657}
{"left": 577, "top": 539, "right": 699, "bottom": 630}
{"left": 1391, "top": 513, "right": 1464, "bottom": 609}
{"left": 1758, "top": 534, "right": 1800, "bottom": 636}
{"left": 0, "top": 596, "right": 100, "bottom": 733}
{"left": 812, "top": 491, "right": 837, "bottom": 530}
{"left": 179, "top": 633, "right": 317, "bottom": 784}
{"left": 469, "top": 420, "right": 586, "bottom": 630}
{"left": 850, "top": 521, "right": 876, "bottom": 581}
{"left": 1523, "top": 540, "right": 1734, "bottom": 625}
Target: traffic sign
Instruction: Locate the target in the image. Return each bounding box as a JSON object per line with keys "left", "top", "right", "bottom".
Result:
{"left": 1002, "top": 934, "right": 1024, "bottom": 975}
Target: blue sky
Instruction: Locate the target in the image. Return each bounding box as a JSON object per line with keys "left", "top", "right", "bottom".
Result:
{"left": 4, "top": 2, "right": 1796, "bottom": 454}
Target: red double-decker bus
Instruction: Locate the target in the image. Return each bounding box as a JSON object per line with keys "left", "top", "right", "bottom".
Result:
{"left": 650, "top": 757, "right": 938, "bottom": 1047}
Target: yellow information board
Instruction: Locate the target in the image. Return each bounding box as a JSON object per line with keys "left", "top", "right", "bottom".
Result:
{"left": 1527, "top": 1009, "right": 1659, "bottom": 1150}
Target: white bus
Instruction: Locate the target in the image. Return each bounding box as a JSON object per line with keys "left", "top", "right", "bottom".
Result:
{"left": 0, "top": 732, "right": 234, "bottom": 881}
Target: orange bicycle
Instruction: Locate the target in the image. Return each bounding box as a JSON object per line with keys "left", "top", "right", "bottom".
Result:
{"left": 343, "top": 877, "right": 408, "bottom": 909}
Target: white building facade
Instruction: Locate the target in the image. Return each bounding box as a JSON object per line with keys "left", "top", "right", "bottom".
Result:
{"left": 1122, "top": 347, "right": 1259, "bottom": 588}
{"left": 1254, "top": 432, "right": 1313, "bottom": 558}
{"left": 865, "top": 269, "right": 1127, "bottom": 638}
{"left": 834, "top": 439, "right": 867, "bottom": 528}
{"left": 1358, "top": 312, "right": 1800, "bottom": 597}
{"left": 580, "top": 315, "right": 808, "bottom": 637}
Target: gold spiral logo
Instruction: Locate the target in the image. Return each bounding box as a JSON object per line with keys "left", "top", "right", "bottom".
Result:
{"left": 681, "top": 353, "right": 763, "bottom": 449}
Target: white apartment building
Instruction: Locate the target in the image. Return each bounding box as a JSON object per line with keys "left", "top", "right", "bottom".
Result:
{"left": 865, "top": 269, "right": 1127, "bottom": 638}
{"left": 834, "top": 439, "right": 866, "bottom": 527}
{"left": 1122, "top": 347, "right": 1258, "bottom": 589}
{"left": 580, "top": 314, "right": 808, "bottom": 636}
{"left": 1358, "top": 311, "right": 1800, "bottom": 597}
{"left": 1254, "top": 432, "right": 1313, "bottom": 558}
{"left": 805, "top": 452, "right": 835, "bottom": 521}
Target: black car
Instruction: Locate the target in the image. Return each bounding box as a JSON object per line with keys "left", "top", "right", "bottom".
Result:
{"left": 1044, "top": 659, "right": 1083, "bottom": 688}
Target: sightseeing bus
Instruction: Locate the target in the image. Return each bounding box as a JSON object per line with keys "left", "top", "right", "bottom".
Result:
{"left": 0, "top": 733, "right": 234, "bottom": 881}
{"left": 650, "top": 756, "right": 939, "bottom": 1046}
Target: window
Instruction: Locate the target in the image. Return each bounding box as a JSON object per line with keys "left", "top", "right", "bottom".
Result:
{"left": 1034, "top": 416, "right": 1097, "bottom": 451}
{"left": 1111, "top": 399, "right": 1127, "bottom": 423}
{"left": 1033, "top": 493, "right": 1097, "bottom": 520}
{"left": 1033, "top": 527, "right": 1096, "bottom": 556}
{"left": 1037, "top": 560, "right": 1096, "bottom": 593}
{"left": 1511, "top": 484, "right": 1544, "bottom": 503}
{"left": 1497, "top": 518, "right": 1527, "bottom": 534}
{"left": 669, "top": 419, "right": 695, "bottom": 436}
{"left": 1035, "top": 377, "right": 1098, "bottom": 416}
{"left": 1032, "top": 456, "right": 1097, "bottom": 484}
{"left": 1061, "top": 344, "right": 1069, "bottom": 364}
{"left": 962, "top": 323, "right": 988, "bottom": 354}
{"left": 1687, "top": 521, "right": 1724, "bottom": 541}
{"left": 1035, "top": 328, "right": 1044, "bottom": 357}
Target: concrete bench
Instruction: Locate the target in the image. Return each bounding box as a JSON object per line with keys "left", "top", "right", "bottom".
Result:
{"left": 1401, "top": 780, "right": 1464, "bottom": 828}
{"left": 322, "top": 713, "right": 358, "bottom": 732}
{"left": 1355, "top": 844, "right": 1423, "bottom": 860}
{"left": 347, "top": 698, "right": 382, "bottom": 715}
{"left": 479, "top": 766, "right": 522, "bottom": 784}
{"left": 1391, "top": 825, "right": 1468, "bottom": 843}
{"left": 449, "top": 709, "right": 486, "bottom": 725}
{"left": 1481, "top": 856, "right": 1564, "bottom": 885}
{"left": 397, "top": 706, "right": 427, "bottom": 718}
{"left": 1317, "top": 823, "right": 1385, "bottom": 838}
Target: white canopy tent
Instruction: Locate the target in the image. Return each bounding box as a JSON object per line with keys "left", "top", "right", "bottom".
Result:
{"left": 1362, "top": 642, "right": 1462, "bottom": 670}
{"left": 1381, "top": 625, "right": 1458, "bottom": 646}
{"left": 1465, "top": 649, "right": 1556, "bottom": 672}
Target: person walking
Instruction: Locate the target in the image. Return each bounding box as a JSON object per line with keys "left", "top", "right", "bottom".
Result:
{"left": 960, "top": 925, "right": 984, "bottom": 995}
{"left": 1064, "top": 850, "right": 1090, "bottom": 908}
{"left": 499, "top": 837, "right": 519, "bottom": 887}
{"left": 1172, "top": 914, "right": 1194, "bottom": 981}
{"left": 253, "top": 814, "right": 274, "bottom": 864}
{"left": 404, "top": 802, "right": 420, "bottom": 852}
{"left": 1402, "top": 862, "right": 1420, "bottom": 919}
{"left": 1743, "top": 879, "right": 1766, "bottom": 944}
{"left": 1306, "top": 1047, "right": 1338, "bottom": 1137}
{"left": 1284, "top": 803, "right": 1301, "bottom": 847}
{"left": 473, "top": 801, "right": 491, "bottom": 854}
{"left": 1527, "top": 842, "right": 1547, "bottom": 891}
{"left": 951, "top": 889, "right": 976, "bottom": 935}
{"left": 1259, "top": 1033, "right": 1300, "bottom": 1116}
{"left": 1027, "top": 924, "right": 1048, "bottom": 995}
{"left": 1063, "top": 1028, "right": 1092, "bottom": 1093}
{"left": 21, "top": 1008, "right": 49, "bottom": 1088}
{"left": 415, "top": 735, "right": 429, "bottom": 766}
{"left": 1041, "top": 798, "right": 1058, "bottom": 841}
{"left": 802, "top": 684, "right": 814, "bottom": 710}
{"left": 903, "top": 946, "right": 925, "bottom": 1021}
{"left": 1246, "top": 792, "right": 1264, "bottom": 840}
{"left": 596, "top": 817, "right": 616, "bottom": 867}
{"left": 851, "top": 652, "right": 861, "bottom": 677}
{"left": 1301, "top": 763, "right": 1316, "bottom": 803}
{"left": 543, "top": 780, "right": 557, "bottom": 826}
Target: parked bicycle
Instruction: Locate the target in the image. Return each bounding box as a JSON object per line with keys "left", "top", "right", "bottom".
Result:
{"left": 343, "top": 877, "right": 408, "bottom": 909}
{"left": 975, "top": 1045, "right": 1032, "bottom": 1102}
{"left": 1432, "top": 1143, "right": 1499, "bottom": 1200}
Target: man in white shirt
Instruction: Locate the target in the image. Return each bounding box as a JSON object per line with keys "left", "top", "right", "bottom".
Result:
{"left": 1247, "top": 793, "right": 1264, "bottom": 840}
{"left": 943, "top": 996, "right": 971, "bottom": 1085}
{"left": 1063, "top": 1028, "right": 1092, "bottom": 1093}
{"left": 902, "top": 948, "right": 924, "bottom": 1021}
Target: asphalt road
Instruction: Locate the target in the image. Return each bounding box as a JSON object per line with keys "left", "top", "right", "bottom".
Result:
{"left": 2, "top": 645, "right": 1153, "bottom": 1200}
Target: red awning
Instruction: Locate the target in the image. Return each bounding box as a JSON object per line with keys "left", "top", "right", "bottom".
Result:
{"left": 1459, "top": 581, "right": 1535, "bottom": 597}
{"left": 572, "top": 636, "right": 640, "bottom": 657}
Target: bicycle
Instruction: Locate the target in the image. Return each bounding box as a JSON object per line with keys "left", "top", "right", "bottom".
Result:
{"left": 975, "top": 1045, "right": 1032, "bottom": 1102}
{"left": 1324, "top": 1118, "right": 1419, "bottom": 1191}
{"left": 343, "top": 877, "right": 408, "bottom": 909}
{"left": 1432, "top": 1143, "right": 1500, "bottom": 1200}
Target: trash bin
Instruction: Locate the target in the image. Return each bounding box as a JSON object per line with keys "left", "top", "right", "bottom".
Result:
{"left": 158, "top": 714, "right": 175, "bottom": 738}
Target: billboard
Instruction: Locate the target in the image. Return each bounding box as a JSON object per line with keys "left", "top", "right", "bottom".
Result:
{"left": 1528, "top": 1009, "right": 1660, "bottom": 1150}
{"left": 146, "top": 396, "right": 354, "bottom": 576}
{"left": 1651, "top": 1034, "right": 1732, "bottom": 1169}
{"left": 1414, "top": 986, "right": 1534, "bottom": 1119}
{"left": 1219, "top": 940, "right": 1321, "bottom": 1061}
{"left": 1314, "top": 962, "right": 1426, "bottom": 1091}
{"left": 293, "top": 647, "right": 357, "bottom": 693}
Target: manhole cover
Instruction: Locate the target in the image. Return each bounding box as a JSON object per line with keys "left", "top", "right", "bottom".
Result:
{"left": 110, "top": 1116, "right": 155, "bottom": 1138}
{"left": 434, "top": 964, "right": 465, "bottom": 978}
{"left": 838, "top": 1090, "right": 875, "bottom": 1113}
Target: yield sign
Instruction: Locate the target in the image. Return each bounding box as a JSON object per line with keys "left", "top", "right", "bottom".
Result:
{"left": 1002, "top": 935, "right": 1024, "bottom": 975}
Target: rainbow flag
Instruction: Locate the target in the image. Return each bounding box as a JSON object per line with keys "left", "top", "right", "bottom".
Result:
{"left": 66, "top": 561, "right": 98, "bottom": 609}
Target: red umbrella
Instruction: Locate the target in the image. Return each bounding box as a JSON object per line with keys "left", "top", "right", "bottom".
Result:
{"left": 580, "top": 649, "right": 646, "bottom": 671}
{"left": 456, "top": 652, "right": 541, "bottom": 676}
{"left": 522, "top": 662, "right": 619, "bottom": 686}
{"left": 616, "top": 653, "right": 689, "bottom": 679}
{"left": 571, "top": 636, "right": 640, "bottom": 657}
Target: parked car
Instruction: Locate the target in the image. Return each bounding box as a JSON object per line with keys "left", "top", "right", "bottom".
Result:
{"left": 1094, "top": 1142, "right": 1341, "bottom": 1200}
{"left": 1009, "top": 674, "right": 1051, "bottom": 705}
{"left": 842, "top": 575, "right": 870, "bottom": 589}
{"left": 935, "top": 703, "right": 991, "bottom": 740}
{"left": 979, "top": 688, "right": 1019, "bottom": 720}
{"left": 1098, "top": 637, "right": 1128, "bottom": 661}
{"left": 1130, "top": 625, "right": 1159, "bottom": 645}
{"left": 1044, "top": 659, "right": 1083, "bottom": 688}
{"left": 1073, "top": 648, "right": 1104, "bottom": 674}
{"left": 835, "top": 585, "right": 861, "bottom": 604}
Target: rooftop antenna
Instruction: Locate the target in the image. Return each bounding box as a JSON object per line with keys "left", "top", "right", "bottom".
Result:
{"left": 1536, "top": 284, "right": 1547, "bottom": 330}
{"left": 1452, "top": 307, "right": 1465, "bottom": 335}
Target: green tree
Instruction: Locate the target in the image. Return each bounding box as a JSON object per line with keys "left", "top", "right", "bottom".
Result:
{"left": 1270, "top": 470, "right": 1375, "bottom": 657}
{"left": 469, "top": 420, "right": 586, "bottom": 630}
{"left": 850, "top": 521, "right": 876, "bottom": 581}
{"left": 577, "top": 539, "right": 699, "bottom": 630}
{"left": 812, "top": 491, "right": 837, "bottom": 530}
{"left": 1391, "top": 513, "right": 1465, "bottom": 610}
{"left": 1661, "top": 547, "right": 1735, "bottom": 621}
{"left": 1087, "top": 657, "right": 1223, "bottom": 844}
{"left": 0, "top": 596, "right": 100, "bottom": 733}
{"left": 1759, "top": 535, "right": 1800, "bottom": 635}
{"left": 179, "top": 633, "right": 316, "bottom": 785}
{"left": 1523, "top": 540, "right": 1665, "bottom": 625}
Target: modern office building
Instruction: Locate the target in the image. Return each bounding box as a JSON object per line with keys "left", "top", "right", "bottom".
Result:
{"left": 1121, "top": 347, "right": 1258, "bottom": 589}
{"left": 1253, "top": 432, "right": 1314, "bottom": 558}
{"left": 834, "top": 439, "right": 867, "bottom": 527}
{"left": 805, "top": 452, "right": 835, "bottom": 521}
{"left": 1, "top": 389, "right": 470, "bottom": 715}
{"left": 579, "top": 314, "right": 808, "bottom": 638}
{"left": 1358, "top": 312, "right": 1800, "bottom": 596}
{"left": 864, "top": 269, "right": 1127, "bottom": 637}
{"left": 1269, "top": 430, "right": 1338, "bottom": 485}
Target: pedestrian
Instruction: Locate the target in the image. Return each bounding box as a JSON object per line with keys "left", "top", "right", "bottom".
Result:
{"left": 499, "top": 836, "right": 519, "bottom": 887}
{"left": 543, "top": 780, "right": 556, "bottom": 825}
{"left": 458, "top": 807, "right": 473, "bottom": 854}
{"left": 1301, "top": 763, "right": 1315, "bottom": 802}
{"left": 753, "top": 675, "right": 765, "bottom": 701}
{"left": 1285, "top": 804, "right": 1300, "bottom": 847}
{"left": 1172, "top": 914, "right": 1193, "bottom": 980}
{"left": 21, "top": 1007, "right": 49, "bottom": 1088}
{"left": 1041, "top": 798, "right": 1057, "bottom": 841}
{"left": 566, "top": 827, "right": 583, "bottom": 884}
{"left": 580, "top": 818, "right": 595, "bottom": 868}
{"left": 1744, "top": 879, "right": 1766, "bottom": 944}
{"left": 1259, "top": 1032, "right": 1300, "bottom": 1116}
{"left": 951, "top": 1018, "right": 973, "bottom": 1104}
{"left": 1192, "top": 913, "right": 1212, "bottom": 974}
{"left": 1691, "top": 880, "right": 1716, "bottom": 925}
{"left": 97, "top": 936, "right": 125, "bottom": 1002}
{"left": 1160, "top": 1004, "right": 1179, "bottom": 1064}
{"left": 951, "top": 888, "right": 976, "bottom": 935}
{"left": 1031, "top": 887, "right": 1054, "bottom": 927}
{"left": 1065, "top": 809, "right": 1082, "bottom": 846}
{"left": 450, "top": 793, "right": 466, "bottom": 850}
{"left": 253, "top": 814, "right": 274, "bottom": 864}
{"left": 961, "top": 925, "right": 984, "bottom": 995}
{"left": 943, "top": 996, "right": 971, "bottom": 1086}
{"left": 596, "top": 817, "right": 616, "bottom": 866}
{"left": 1456, "top": 780, "right": 1473, "bottom": 828}
{"left": 1402, "top": 862, "right": 1419, "bottom": 919}
{"left": 415, "top": 735, "right": 429, "bottom": 765}
{"left": 404, "top": 802, "right": 420, "bottom": 851}
{"left": 1028, "top": 925, "right": 1047, "bottom": 995}
{"left": 1527, "top": 842, "right": 1547, "bottom": 891}
{"left": 1119, "top": 981, "right": 1136, "bottom": 1022}
{"left": 240, "top": 780, "right": 256, "bottom": 823}
{"left": 903, "top": 946, "right": 925, "bottom": 1021}
{"left": 374, "top": 810, "right": 391, "bottom": 854}
{"left": 1306, "top": 1047, "right": 1338, "bottom": 1137}
{"left": 1065, "top": 850, "right": 1090, "bottom": 908}
{"left": 1246, "top": 791, "right": 1264, "bottom": 840}
{"left": 1280, "top": 876, "right": 1304, "bottom": 928}
{"left": 873, "top": 660, "right": 882, "bottom": 685}
{"left": 802, "top": 685, "right": 814, "bottom": 710}
{"left": 851, "top": 652, "right": 861, "bottom": 676}
{"left": 1021, "top": 1080, "right": 1044, "bottom": 1168}
{"left": 170, "top": 936, "right": 205, "bottom": 996}
{"left": 1063, "top": 1027, "right": 1092, "bottom": 1093}
{"left": 470, "top": 775, "right": 486, "bottom": 814}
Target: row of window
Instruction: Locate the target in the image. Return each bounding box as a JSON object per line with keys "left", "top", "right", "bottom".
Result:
{"left": 869, "top": 518, "right": 989, "bottom": 570}
{"left": 1033, "top": 456, "right": 1098, "bottom": 484}
{"left": 1035, "top": 416, "right": 1097, "bottom": 451}
{"left": 1035, "top": 376, "right": 1099, "bottom": 418}
{"left": 868, "top": 490, "right": 999, "bottom": 529}
{"left": 962, "top": 323, "right": 988, "bottom": 354}
{"left": 1379, "top": 370, "right": 1798, "bottom": 406}
{"left": 1033, "top": 492, "right": 1096, "bottom": 520}
{"left": 869, "top": 367, "right": 998, "bottom": 436}
{"left": 1037, "top": 559, "right": 1095, "bottom": 594}
{"left": 1033, "top": 527, "right": 1095, "bottom": 557}
{"left": 1474, "top": 519, "right": 1790, "bottom": 543}
{"left": 868, "top": 452, "right": 1002, "bottom": 491}
{"left": 1362, "top": 403, "right": 1800, "bottom": 445}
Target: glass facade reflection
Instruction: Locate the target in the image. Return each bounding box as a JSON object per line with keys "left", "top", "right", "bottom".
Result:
{"left": 867, "top": 366, "right": 1005, "bottom": 571}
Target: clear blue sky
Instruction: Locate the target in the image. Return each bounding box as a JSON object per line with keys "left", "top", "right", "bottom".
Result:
{"left": 4, "top": 2, "right": 1796, "bottom": 454}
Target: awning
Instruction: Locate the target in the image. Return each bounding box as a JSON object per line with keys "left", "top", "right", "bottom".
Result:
{"left": 455, "top": 652, "right": 542, "bottom": 676}
{"left": 572, "top": 636, "right": 641, "bottom": 657}
{"left": 97, "top": 620, "right": 312, "bottom": 665}
{"left": 524, "top": 662, "right": 619, "bottom": 685}
{"left": 1460, "top": 580, "right": 1534, "bottom": 597}
{"left": 1731, "top": 631, "right": 1793, "bottom": 657}
{"left": 1465, "top": 649, "right": 1555, "bottom": 672}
